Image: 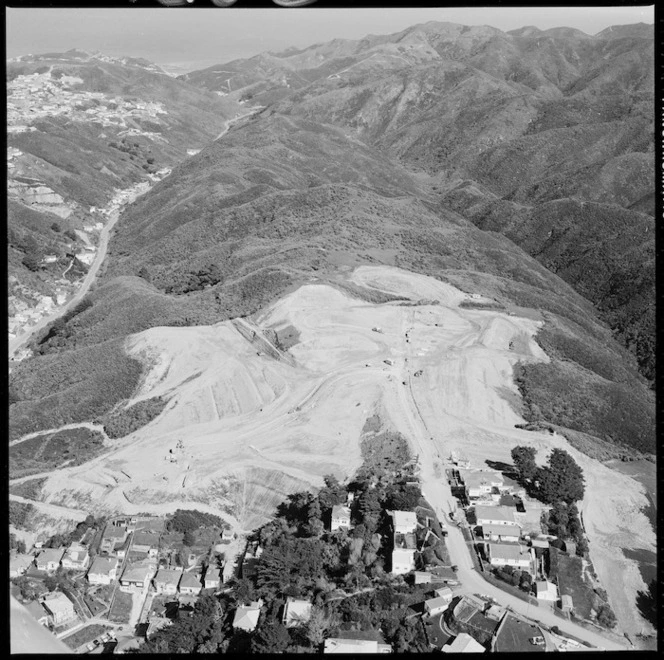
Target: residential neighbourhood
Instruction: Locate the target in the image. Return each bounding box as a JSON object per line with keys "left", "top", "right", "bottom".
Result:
{"left": 9, "top": 453, "right": 618, "bottom": 654}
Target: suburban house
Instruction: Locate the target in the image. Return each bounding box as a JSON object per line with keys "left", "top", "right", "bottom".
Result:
{"left": 87, "top": 556, "right": 119, "bottom": 585}
{"left": 442, "top": 632, "right": 486, "bottom": 653}
{"left": 131, "top": 531, "right": 159, "bottom": 557}
{"left": 36, "top": 548, "right": 65, "bottom": 573}
{"left": 560, "top": 594, "right": 573, "bottom": 612}
{"left": 481, "top": 523, "right": 521, "bottom": 543}
{"left": 10, "top": 553, "right": 35, "bottom": 578}
{"left": 203, "top": 565, "right": 221, "bottom": 590}
{"left": 391, "top": 510, "right": 418, "bottom": 534}
{"left": 459, "top": 470, "right": 503, "bottom": 500}
{"left": 100, "top": 524, "right": 128, "bottom": 554}
{"left": 178, "top": 571, "right": 202, "bottom": 596}
{"left": 535, "top": 580, "right": 558, "bottom": 601}
{"left": 474, "top": 506, "right": 521, "bottom": 528}
{"left": 120, "top": 562, "right": 156, "bottom": 589}
{"left": 25, "top": 600, "right": 49, "bottom": 627}
{"left": 487, "top": 544, "right": 532, "bottom": 572}
{"left": 330, "top": 505, "right": 352, "bottom": 532}
{"left": 114, "top": 536, "right": 131, "bottom": 560}
{"left": 154, "top": 568, "right": 182, "bottom": 595}
{"left": 61, "top": 543, "right": 90, "bottom": 571}
{"left": 434, "top": 587, "right": 454, "bottom": 603}
{"left": 414, "top": 571, "right": 432, "bottom": 585}
{"left": 221, "top": 529, "right": 234, "bottom": 542}
{"left": 282, "top": 597, "right": 312, "bottom": 628}
{"left": 41, "top": 593, "right": 76, "bottom": 626}
{"left": 424, "top": 596, "right": 450, "bottom": 617}
{"left": 324, "top": 639, "right": 392, "bottom": 654}
{"left": 232, "top": 600, "right": 263, "bottom": 632}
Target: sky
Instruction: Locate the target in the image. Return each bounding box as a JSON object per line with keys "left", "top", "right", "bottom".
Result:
{"left": 6, "top": 5, "right": 655, "bottom": 72}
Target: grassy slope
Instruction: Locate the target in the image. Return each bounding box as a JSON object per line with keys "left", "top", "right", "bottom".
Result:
{"left": 9, "top": 114, "right": 654, "bottom": 457}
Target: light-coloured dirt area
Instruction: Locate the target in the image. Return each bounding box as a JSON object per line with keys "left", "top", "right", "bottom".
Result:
{"left": 29, "top": 265, "right": 654, "bottom": 635}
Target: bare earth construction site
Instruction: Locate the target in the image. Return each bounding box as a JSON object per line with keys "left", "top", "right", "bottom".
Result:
{"left": 19, "top": 265, "right": 654, "bottom": 637}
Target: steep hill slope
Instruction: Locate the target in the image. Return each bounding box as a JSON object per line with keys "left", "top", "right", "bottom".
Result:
{"left": 10, "top": 112, "right": 653, "bottom": 461}
{"left": 181, "top": 22, "right": 653, "bottom": 382}
{"left": 7, "top": 50, "right": 243, "bottom": 345}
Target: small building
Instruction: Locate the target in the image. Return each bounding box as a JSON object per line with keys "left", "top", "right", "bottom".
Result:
{"left": 178, "top": 571, "right": 202, "bottom": 596}
{"left": 61, "top": 543, "right": 90, "bottom": 571}
{"left": 560, "top": 594, "right": 573, "bottom": 612}
{"left": 324, "top": 638, "right": 392, "bottom": 654}
{"left": 100, "top": 524, "right": 128, "bottom": 554}
{"left": 153, "top": 569, "right": 182, "bottom": 595}
{"left": 41, "top": 592, "right": 76, "bottom": 626}
{"left": 434, "top": 587, "right": 454, "bottom": 603}
{"left": 536, "top": 580, "right": 558, "bottom": 601}
{"left": 428, "top": 566, "right": 459, "bottom": 585}
{"left": 204, "top": 565, "right": 221, "bottom": 590}
{"left": 484, "top": 604, "right": 506, "bottom": 622}
{"left": 36, "top": 548, "right": 65, "bottom": 573}
{"left": 487, "top": 544, "right": 532, "bottom": 571}
{"left": 330, "top": 505, "right": 352, "bottom": 532}
{"left": 131, "top": 531, "right": 159, "bottom": 557}
{"left": 530, "top": 538, "right": 550, "bottom": 550}
{"left": 25, "top": 600, "right": 49, "bottom": 627}
{"left": 424, "top": 596, "right": 450, "bottom": 617}
{"left": 232, "top": 600, "right": 263, "bottom": 632}
{"left": 414, "top": 571, "right": 432, "bottom": 585}
{"left": 442, "top": 632, "right": 485, "bottom": 653}
{"left": 221, "top": 528, "right": 234, "bottom": 542}
{"left": 87, "top": 556, "right": 119, "bottom": 585}
{"left": 481, "top": 523, "right": 521, "bottom": 543}
{"left": 282, "top": 597, "right": 312, "bottom": 628}
{"left": 391, "top": 510, "right": 418, "bottom": 535}
{"left": 460, "top": 470, "right": 503, "bottom": 500}
{"left": 564, "top": 541, "right": 577, "bottom": 556}
{"left": 9, "top": 553, "right": 35, "bottom": 578}
{"left": 120, "top": 562, "right": 156, "bottom": 589}
{"left": 391, "top": 547, "right": 416, "bottom": 575}
{"left": 474, "top": 506, "right": 519, "bottom": 527}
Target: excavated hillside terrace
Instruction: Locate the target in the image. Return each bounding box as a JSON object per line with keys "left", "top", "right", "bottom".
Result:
{"left": 25, "top": 265, "right": 654, "bottom": 635}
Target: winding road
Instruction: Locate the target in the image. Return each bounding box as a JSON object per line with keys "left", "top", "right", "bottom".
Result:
{"left": 8, "top": 183, "right": 150, "bottom": 361}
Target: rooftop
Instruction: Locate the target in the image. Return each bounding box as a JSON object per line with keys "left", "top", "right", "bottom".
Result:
{"left": 460, "top": 470, "right": 503, "bottom": 488}
{"left": 179, "top": 571, "right": 202, "bottom": 589}
{"left": 481, "top": 523, "right": 521, "bottom": 536}
{"left": 331, "top": 504, "right": 351, "bottom": 518}
{"left": 442, "top": 632, "right": 486, "bottom": 653}
{"left": 391, "top": 510, "right": 418, "bottom": 530}
{"left": 475, "top": 505, "right": 516, "bottom": 524}
{"left": 154, "top": 568, "right": 182, "bottom": 586}
{"left": 121, "top": 562, "right": 156, "bottom": 583}
{"left": 37, "top": 548, "right": 65, "bottom": 563}
{"left": 88, "top": 556, "right": 118, "bottom": 575}
{"left": 488, "top": 543, "right": 530, "bottom": 562}
{"left": 283, "top": 598, "right": 312, "bottom": 627}
{"left": 103, "top": 524, "right": 127, "bottom": 539}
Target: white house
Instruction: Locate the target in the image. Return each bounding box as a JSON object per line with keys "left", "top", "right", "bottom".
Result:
{"left": 282, "top": 597, "right": 312, "bottom": 628}
{"left": 87, "top": 557, "right": 119, "bottom": 585}
{"left": 178, "top": 571, "right": 202, "bottom": 596}
{"left": 232, "top": 600, "right": 263, "bottom": 632}
{"left": 154, "top": 569, "right": 182, "bottom": 595}
{"left": 424, "top": 596, "right": 450, "bottom": 617}
{"left": 391, "top": 511, "right": 418, "bottom": 534}
{"left": 36, "top": 548, "right": 65, "bottom": 573}
{"left": 481, "top": 523, "right": 521, "bottom": 543}
{"left": 536, "top": 580, "right": 558, "bottom": 601}
{"left": 61, "top": 543, "right": 90, "bottom": 571}
{"left": 487, "top": 544, "right": 532, "bottom": 572}
{"left": 41, "top": 593, "right": 76, "bottom": 626}
{"left": 442, "top": 632, "right": 486, "bottom": 653}
{"left": 391, "top": 547, "right": 416, "bottom": 575}
{"left": 460, "top": 470, "right": 503, "bottom": 499}
{"left": 324, "top": 638, "right": 392, "bottom": 654}
{"left": 120, "top": 562, "right": 156, "bottom": 589}
{"left": 10, "top": 553, "right": 35, "bottom": 578}
{"left": 330, "top": 505, "right": 352, "bottom": 532}
{"left": 204, "top": 566, "right": 221, "bottom": 590}
{"left": 434, "top": 587, "right": 454, "bottom": 603}
{"left": 474, "top": 506, "right": 520, "bottom": 527}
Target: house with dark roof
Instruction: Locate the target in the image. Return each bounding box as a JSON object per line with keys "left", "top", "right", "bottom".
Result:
{"left": 35, "top": 548, "right": 65, "bottom": 573}
{"left": 100, "top": 524, "right": 128, "bottom": 554}
{"left": 120, "top": 562, "right": 156, "bottom": 589}
{"left": 87, "top": 556, "right": 119, "bottom": 585}
{"left": 178, "top": 571, "right": 202, "bottom": 596}
{"left": 491, "top": 613, "right": 546, "bottom": 653}
{"left": 25, "top": 600, "right": 48, "bottom": 627}
{"left": 481, "top": 523, "right": 521, "bottom": 543}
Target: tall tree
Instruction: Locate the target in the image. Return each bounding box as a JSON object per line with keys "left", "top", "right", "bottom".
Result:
{"left": 511, "top": 445, "right": 538, "bottom": 482}
{"left": 537, "top": 448, "right": 585, "bottom": 504}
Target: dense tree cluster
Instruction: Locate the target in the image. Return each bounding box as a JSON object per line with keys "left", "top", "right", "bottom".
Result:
{"left": 166, "top": 509, "right": 224, "bottom": 534}
{"left": 511, "top": 446, "right": 585, "bottom": 505}
{"left": 102, "top": 396, "right": 167, "bottom": 439}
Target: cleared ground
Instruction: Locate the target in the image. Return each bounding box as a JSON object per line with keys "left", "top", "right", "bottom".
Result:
{"left": 21, "top": 265, "right": 654, "bottom": 637}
